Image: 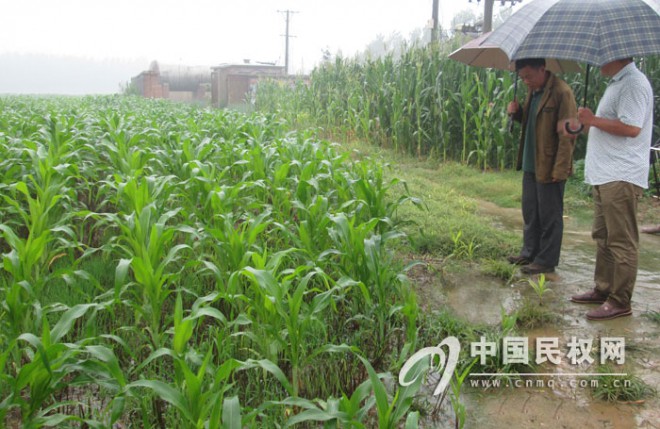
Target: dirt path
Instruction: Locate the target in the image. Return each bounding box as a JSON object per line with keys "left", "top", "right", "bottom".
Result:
{"left": 415, "top": 200, "right": 660, "bottom": 429}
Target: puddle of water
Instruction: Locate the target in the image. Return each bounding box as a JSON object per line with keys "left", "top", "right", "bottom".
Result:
{"left": 464, "top": 388, "right": 651, "bottom": 429}
{"left": 444, "top": 272, "right": 520, "bottom": 325}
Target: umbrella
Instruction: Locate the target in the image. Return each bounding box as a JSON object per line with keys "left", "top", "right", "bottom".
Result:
{"left": 485, "top": 0, "right": 660, "bottom": 67}
{"left": 449, "top": 32, "right": 581, "bottom": 132}
{"left": 448, "top": 32, "right": 581, "bottom": 73}
{"left": 484, "top": 0, "right": 660, "bottom": 132}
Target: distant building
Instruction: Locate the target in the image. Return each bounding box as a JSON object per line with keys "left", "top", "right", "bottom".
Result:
{"left": 131, "top": 61, "right": 292, "bottom": 108}
{"left": 211, "top": 64, "right": 285, "bottom": 108}
{"left": 131, "top": 61, "right": 210, "bottom": 103}
{"left": 131, "top": 62, "right": 169, "bottom": 98}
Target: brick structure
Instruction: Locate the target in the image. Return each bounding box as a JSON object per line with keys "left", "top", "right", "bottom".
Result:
{"left": 131, "top": 70, "right": 169, "bottom": 99}
{"left": 211, "top": 64, "right": 286, "bottom": 108}
{"left": 131, "top": 62, "right": 286, "bottom": 107}
{"left": 131, "top": 62, "right": 210, "bottom": 103}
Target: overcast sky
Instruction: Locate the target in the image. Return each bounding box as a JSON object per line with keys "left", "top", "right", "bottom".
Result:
{"left": 0, "top": 0, "right": 516, "bottom": 94}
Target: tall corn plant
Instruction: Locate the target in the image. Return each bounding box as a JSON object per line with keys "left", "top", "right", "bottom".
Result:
{"left": 255, "top": 41, "right": 523, "bottom": 170}
{"left": 0, "top": 117, "right": 82, "bottom": 339}
{"left": 328, "top": 213, "right": 409, "bottom": 363}
{"left": 103, "top": 176, "right": 192, "bottom": 349}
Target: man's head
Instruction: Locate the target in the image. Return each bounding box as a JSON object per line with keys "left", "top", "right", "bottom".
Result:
{"left": 515, "top": 58, "right": 548, "bottom": 91}
{"left": 600, "top": 58, "right": 634, "bottom": 77}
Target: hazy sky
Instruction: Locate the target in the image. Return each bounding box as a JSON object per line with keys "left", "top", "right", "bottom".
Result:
{"left": 0, "top": 0, "right": 518, "bottom": 93}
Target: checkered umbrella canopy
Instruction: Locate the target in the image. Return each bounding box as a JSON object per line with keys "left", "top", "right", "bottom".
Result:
{"left": 485, "top": 0, "right": 660, "bottom": 66}
{"left": 449, "top": 31, "right": 581, "bottom": 72}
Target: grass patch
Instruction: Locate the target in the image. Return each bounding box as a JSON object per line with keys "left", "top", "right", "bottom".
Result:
{"left": 42, "top": 254, "right": 115, "bottom": 306}
{"left": 338, "top": 139, "right": 614, "bottom": 263}
{"left": 588, "top": 366, "right": 656, "bottom": 402}
{"left": 481, "top": 258, "right": 517, "bottom": 284}
{"left": 642, "top": 310, "right": 660, "bottom": 324}
{"left": 515, "top": 299, "right": 561, "bottom": 330}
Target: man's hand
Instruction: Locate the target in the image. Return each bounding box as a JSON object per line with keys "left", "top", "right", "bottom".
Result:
{"left": 577, "top": 107, "right": 640, "bottom": 137}
{"left": 577, "top": 107, "right": 596, "bottom": 126}
{"left": 507, "top": 101, "right": 520, "bottom": 115}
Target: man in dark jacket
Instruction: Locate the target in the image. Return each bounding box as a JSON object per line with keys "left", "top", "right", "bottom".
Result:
{"left": 506, "top": 58, "right": 578, "bottom": 275}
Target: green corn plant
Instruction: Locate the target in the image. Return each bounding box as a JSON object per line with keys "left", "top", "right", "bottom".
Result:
{"left": 447, "top": 359, "right": 478, "bottom": 429}
{"left": 128, "top": 350, "right": 243, "bottom": 429}
{"left": 240, "top": 263, "right": 349, "bottom": 397}
{"left": 0, "top": 184, "right": 78, "bottom": 339}
{"left": 357, "top": 353, "right": 423, "bottom": 429}
{"left": 348, "top": 162, "right": 421, "bottom": 229}
{"left": 278, "top": 196, "right": 333, "bottom": 260}
{"left": 448, "top": 230, "right": 481, "bottom": 260}
{"left": 527, "top": 273, "right": 552, "bottom": 305}
{"left": 126, "top": 291, "right": 243, "bottom": 429}
{"left": 0, "top": 118, "right": 80, "bottom": 273}
{"left": 104, "top": 177, "right": 193, "bottom": 348}
{"left": 281, "top": 344, "right": 424, "bottom": 428}
{"left": 1, "top": 303, "right": 111, "bottom": 429}
{"left": 97, "top": 112, "right": 155, "bottom": 177}
{"left": 203, "top": 210, "right": 273, "bottom": 280}
{"left": 281, "top": 378, "right": 375, "bottom": 428}
{"left": 328, "top": 213, "right": 408, "bottom": 362}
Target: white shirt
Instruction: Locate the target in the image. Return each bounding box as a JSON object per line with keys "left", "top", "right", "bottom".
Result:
{"left": 584, "top": 62, "right": 654, "bottom": 188}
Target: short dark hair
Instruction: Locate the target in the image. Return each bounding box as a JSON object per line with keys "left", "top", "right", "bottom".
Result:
{"left": 515, "top": 58, "right": 546, "bottom": 71}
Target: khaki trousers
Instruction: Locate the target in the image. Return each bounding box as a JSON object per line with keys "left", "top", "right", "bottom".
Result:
{"left": 592, "top": 181, "right": 643, "bottom": 307}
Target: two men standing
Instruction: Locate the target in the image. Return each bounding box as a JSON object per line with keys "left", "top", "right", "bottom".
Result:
{"left": 508, "top": 57, "right": 654, "bottom": 321}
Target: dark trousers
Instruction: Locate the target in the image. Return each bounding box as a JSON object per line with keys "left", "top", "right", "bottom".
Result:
{"left": 592, "top": 181, "right": 642, "bottom": 307}
{"left": 520, "top": 172, "right": 565, "bottom": 267}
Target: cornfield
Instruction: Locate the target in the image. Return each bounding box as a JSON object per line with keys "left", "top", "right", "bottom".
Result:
{"left": 255, "top": 43, "right": 660, "bottom": 168}
{"left": 0, "top": 95, "right": 425, "bottom": 427}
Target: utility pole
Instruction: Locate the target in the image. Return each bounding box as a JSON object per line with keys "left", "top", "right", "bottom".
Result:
{"left": 471, "top": 0, "right": 521, "bottom": 33}
{"left": 431, "top": 0, "right": 439, "bottom": 44}
{"left": 278, "top": 10, "right": 298, "bottom": 75}
{"left": 483, "top": 0, "right": 495, "bottom": 32}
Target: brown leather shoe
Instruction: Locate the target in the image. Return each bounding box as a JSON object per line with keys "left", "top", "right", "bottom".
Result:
{"left": 641, "top": 225, "right": 660, "bottom": 234}
{"left": 570, "top": 289, "right": 608, "bottom": 304}
{"left": 507, "top": 255, "right": 531, "bottom": 265}
{"left": 520, "top": 263, "right": 554, "bottom": 275}
{"left": 586, "top": 301, "right": 632, "bottom": 321}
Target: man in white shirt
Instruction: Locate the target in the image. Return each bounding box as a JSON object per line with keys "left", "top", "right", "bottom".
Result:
{"left": 562, "top": 58, "right": 654, "bottom": 321}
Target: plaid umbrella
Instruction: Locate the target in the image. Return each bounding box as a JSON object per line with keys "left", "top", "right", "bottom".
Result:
{"left": 485, "top": 0, "right": 660, "bottom": 66}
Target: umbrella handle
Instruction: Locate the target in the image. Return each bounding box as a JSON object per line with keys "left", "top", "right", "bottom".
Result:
{"left": 507, "top": 73, "right": 519, "bottom": 133}
{"left": 564, "top": 64, "right": 591, "bottom": 135}
{"left": 582, "top": 64, "right": 591, "bottom": 107}
{"left": 564, "top": 121, "right": 584, "bottom": 135}
{"left": 507, "top": 114, "right": 514, "bottom": 133}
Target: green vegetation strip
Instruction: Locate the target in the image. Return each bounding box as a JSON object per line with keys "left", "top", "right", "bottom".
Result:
{"left": 0, "top": 95, "right": 423, "bottom": 427}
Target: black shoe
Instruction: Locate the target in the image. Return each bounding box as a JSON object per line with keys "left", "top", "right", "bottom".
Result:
{"left": 520, "top": 263, "right": 554, "bottom": 275}
{"left": 507, "top": 255, "right": 531, "bottom": 266}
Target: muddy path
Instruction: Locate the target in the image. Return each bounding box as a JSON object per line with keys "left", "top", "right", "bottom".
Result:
{"left": 413, "top": 200, "right": 660, "bottom": 429}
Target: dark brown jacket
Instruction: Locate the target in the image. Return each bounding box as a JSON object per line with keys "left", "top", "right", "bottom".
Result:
{"left": 513, "top": 72, "right": 577, "bottom": 183}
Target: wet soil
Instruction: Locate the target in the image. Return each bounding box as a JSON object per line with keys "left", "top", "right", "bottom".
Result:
{"left": 411, "top": 199, "right": 660, "bottom": 429}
